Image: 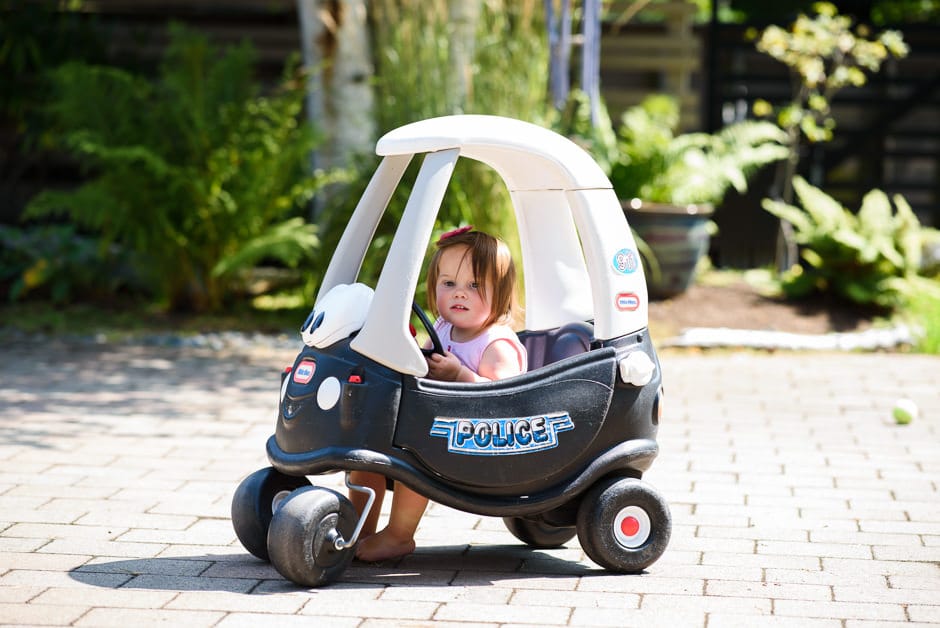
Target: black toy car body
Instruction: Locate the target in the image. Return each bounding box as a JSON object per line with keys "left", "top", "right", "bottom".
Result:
{"left": 232, "top": 115, "right": 670, "bottom": 586}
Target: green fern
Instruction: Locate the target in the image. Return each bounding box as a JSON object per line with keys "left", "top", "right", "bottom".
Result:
{"left": 609, "top": 95, "right": 788, "bottom": 206}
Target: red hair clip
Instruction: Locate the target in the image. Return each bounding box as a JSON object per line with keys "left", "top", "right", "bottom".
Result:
{"left": 437, "top": 225, "right": 473, "bottom": 243}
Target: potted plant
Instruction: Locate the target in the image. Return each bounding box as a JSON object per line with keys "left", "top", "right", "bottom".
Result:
{"left": 609, "top": 94, "right": 788, "bottom": 297}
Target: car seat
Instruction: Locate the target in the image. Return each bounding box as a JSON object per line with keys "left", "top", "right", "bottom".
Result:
{"left": 520, "top": 321, "right": 595, "bottom": 370}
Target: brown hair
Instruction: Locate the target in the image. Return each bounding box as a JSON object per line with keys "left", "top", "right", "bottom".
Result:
{"left": 426, "top": 229, "right": 518, "bottom": 328}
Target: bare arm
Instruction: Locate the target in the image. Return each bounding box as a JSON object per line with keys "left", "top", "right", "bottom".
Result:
{"left": 477, "top": 339, "right": 525, "bottom": 381}
{"left": 425, "top": 339, "right": 525, "bottom": 382}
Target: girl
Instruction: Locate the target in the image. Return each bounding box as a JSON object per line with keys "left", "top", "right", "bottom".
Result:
{"left": 352, "top": 227, "right": 527, "bottom": 562}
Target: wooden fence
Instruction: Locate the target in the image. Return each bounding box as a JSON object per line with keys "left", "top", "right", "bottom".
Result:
{"left": 600, "top": 0, "right": 701, "bottom": 130}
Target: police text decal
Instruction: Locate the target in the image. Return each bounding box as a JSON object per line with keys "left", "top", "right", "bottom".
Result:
{"left": 430, "top": 413, "right": 574, "bottom": 456}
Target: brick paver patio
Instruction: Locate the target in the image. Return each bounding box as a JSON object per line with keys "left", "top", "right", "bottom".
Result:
{"left": 1, "top": 338, "right": 938, "bottom": 626}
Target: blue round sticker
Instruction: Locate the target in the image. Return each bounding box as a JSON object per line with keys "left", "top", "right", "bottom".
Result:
{"left": 612, "top": 248, "right": 639, "bottom": 274}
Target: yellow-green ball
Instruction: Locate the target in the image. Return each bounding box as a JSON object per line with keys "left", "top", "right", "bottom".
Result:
{"left": 893, "top": 398, "right": 918, "bottom": 425}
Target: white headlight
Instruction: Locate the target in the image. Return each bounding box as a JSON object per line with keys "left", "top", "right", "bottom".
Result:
{"left": 619, "top": 351, "right": 655, "bottom": 387}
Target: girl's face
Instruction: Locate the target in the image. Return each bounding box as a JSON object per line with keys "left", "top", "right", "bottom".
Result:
{"left": 434, "top": 244, "right": 492, "bottom": 340}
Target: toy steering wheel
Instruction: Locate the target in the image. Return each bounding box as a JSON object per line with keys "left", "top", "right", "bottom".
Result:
{"left": 412, "top": 301, "right": 445, "bottom": 357}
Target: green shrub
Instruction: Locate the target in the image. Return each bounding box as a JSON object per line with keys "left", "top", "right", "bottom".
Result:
{"left": 0, "top": 224, "right": 138, "bottom": 303}
{"left": 25, "top": 24, "right": 335, "bottom": 312}
{"left": 609, "top": 94, "right": 788, "bottom": 206}
{"left": 905, "top": 290, "right": 940, "bottom": 354}
{"left": 762, "top": 175, "right": 939, "bottom": 308}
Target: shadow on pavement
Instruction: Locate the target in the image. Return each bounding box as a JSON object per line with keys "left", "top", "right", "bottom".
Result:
{"left": 68, "top": 543, "right": 618, "bottom": 592}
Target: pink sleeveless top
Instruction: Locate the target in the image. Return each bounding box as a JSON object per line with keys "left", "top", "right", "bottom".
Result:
{"left": 433, "top": 318, "right": 528, "bottom": 375}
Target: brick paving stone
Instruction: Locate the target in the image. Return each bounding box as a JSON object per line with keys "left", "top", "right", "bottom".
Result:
{"left": 434, "top": 601, "right": 570, "bottom": 624}
{"left": 342, "top": 566, "right": 459, "bottom": 587}
{"left": 3, "top": 522, "right": 125, "bottom": 541}
{"left": 640, "top": 593, "right": 772, "bottom": 614}
{"left": 764, "top": 567, "right": 887, "bottom": 587}
{"left": 773, "top": 599, "right": 909, "bottom": 621}
{"left": 667, "top": 535, "right": 755, "bottom": 553}
{"left": 568, "top": 606, "right": 706, "bottom": 627}
{"left": 0, "top": 569, "right": 130, "bottom": 589}
{"left": 873, "top": 545, "right": 940, "bottom": 561}
{"left": 0, "top": 552, "right": 91, "bottom": 573}
{"left": 0, "top": 536, "right": 45, "bottom": 553}
{"left": 120, "top": 573, "right": 257, "bottom": 593}
{"left": 887, "top": 574, "right": 940, "bottom": 589}
{"left": 74, "top": 607, "right": 225, "bottom": 627}
{"left": 810, "top": 529, "right": 925, "bottom": 546}
{"left": 910, "top": 606, "right": 940, "bottom": 623}
{"left": 859, "top": 521, "right": 940, "bottom": 535}
{"left": 576, "top": 574, "right": 704, "bottom": 595}
{"left": 833, "top": 584, "right": 940, "bottom": 605}
{"left": 701, "top": 552, "right": 821, "bottom": 570}
{"left": 653, "top": 564, "right": 764, "bottom": 582}
{"left": 451, "top": 572, "right": 580, "bottom": 590}
{"left": 846, "top": 623, "right": 940, "bottom": 628}
{"left": 155, "top": 544, "right": 249, "bottom": 560}
{"left": 705, "top": 579, "right": 831, "bottom": 600}
{"left": 77, "top": 556, "right": 213, "bottom": 576}
{"left": 378, "top": 584, "right": 512, "bottom": 604}
{"left": 362, "top": 621, "right": 496, "bottom": 628}
{"left": 697, "top": 525, "right": 809, "bottom": 542}
{"left": 510, "top": 587, "right": 640, "bottom": 608}
{"left": 757, "top": 540, "right": 873, "bottom": 560}
{"left": 301, "top": 598, "right": 440, "bottom": 621}
{"left": 166, "top": 590, "right": 307, "bottom": 613}
{"left": 35, "top": 538, "right": 167, "bottom": 558}
{"left": 707, "top": 614, "right": 841, "bottom": 627}
{"left": 823, "top": 557, "right": 940, "bottom": 576}
{"left": 218, "top": 614, "right": 362, "bottom": 627}
{"left": 31, "top": 586, "right": 177, "bottom": 608}
{"left": 0, "top": 585, "right": 45, "bottom": 603}
{"left": 0, "top": 602, "right": 89, "bottom": 626}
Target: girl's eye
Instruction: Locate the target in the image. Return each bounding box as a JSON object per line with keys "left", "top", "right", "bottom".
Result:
{"left": 442, "top": 280, "right": 455, "bottom": 287}
{"left": 469, "top": 282, "right": 479, "bottom": 289}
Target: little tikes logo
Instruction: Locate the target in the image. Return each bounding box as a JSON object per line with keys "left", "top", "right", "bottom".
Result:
{"left": 292, "top": 360, "right": 316, "bottom": 384}
{"left": 430, "top": 413, "right": 574, "bottom": 456}
{"left": 616, "top": 292, "right": 640, "bottom": 311}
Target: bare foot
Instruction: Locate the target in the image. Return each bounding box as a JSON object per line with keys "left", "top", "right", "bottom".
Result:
{"left": 354, "top": 528, "right": 416, "bottom": 562}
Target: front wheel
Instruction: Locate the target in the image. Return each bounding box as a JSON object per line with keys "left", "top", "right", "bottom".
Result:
{"left": 231, "top": 467, "right": 311, "bottom": 561}
{"left": 576, "top": 477, "right": 671, "bottom": 572}
{"left": 267, "top": 486, "right": 358, "bottom": 587}
{"left": 503, "top": 516, "right": 577, "bottom": 548}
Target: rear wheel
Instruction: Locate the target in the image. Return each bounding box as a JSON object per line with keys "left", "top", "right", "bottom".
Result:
{"left": 503, "top": 516, "right": 577, "bottom": 548}
{"left": 576, "top": 477, "right": 671, "bottom": 572}
{"left": 267, "top": 486, "right": 358, "bottom": 587}
{"left": 231, "top": 467, "right": 311, "bottom": 561}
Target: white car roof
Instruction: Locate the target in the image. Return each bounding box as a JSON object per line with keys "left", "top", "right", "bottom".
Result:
{"left": 376, "top": 114, "right": 612, "bottom": 191}
{"left": 318, "top": 115, "right": 650, "bottom": 377}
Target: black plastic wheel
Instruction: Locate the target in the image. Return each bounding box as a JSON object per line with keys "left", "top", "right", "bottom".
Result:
{"left": 231, "top": 467, "right": 311, "bottom": 561}
{"left": 266, "top": 486, "right": 358, "bottom": 587}
{"left": 576, "top": 477, "right": 671, "bottom": 572}
{"left": 503, "top": 516, "right": 577, "bottom": 548}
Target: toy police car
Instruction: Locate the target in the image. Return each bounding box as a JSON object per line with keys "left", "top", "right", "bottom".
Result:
{"left": 232, "top": 114, "right": 670, "bottom": 586}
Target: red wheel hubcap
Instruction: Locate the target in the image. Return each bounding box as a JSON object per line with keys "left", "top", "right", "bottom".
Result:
{"left": 621, "top": 516, "right": 640, "bottom": 537}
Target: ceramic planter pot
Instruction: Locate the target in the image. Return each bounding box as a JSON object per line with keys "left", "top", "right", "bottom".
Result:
{"left": 623, "top": 199, "right": 714, "bottom": 299}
